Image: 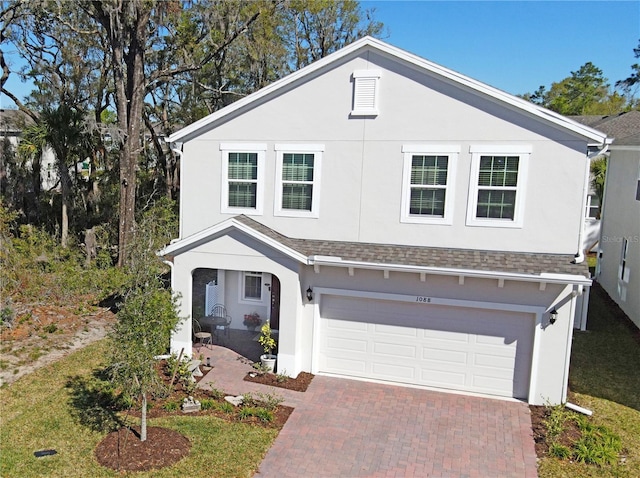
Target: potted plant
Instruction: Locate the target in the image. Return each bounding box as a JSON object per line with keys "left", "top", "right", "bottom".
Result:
{"left": 243, "top": 312, "right": 261, "bottom": 330}
{"left": 258, "top": 323, "right": 277, "bottom": 372}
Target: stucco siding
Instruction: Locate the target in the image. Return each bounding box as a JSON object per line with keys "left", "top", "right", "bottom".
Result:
{"left": 178, "top": 50, "right": 588, "bottom": 254}
{"left": 598, "top": 147, "right": 640, "bottom": 328}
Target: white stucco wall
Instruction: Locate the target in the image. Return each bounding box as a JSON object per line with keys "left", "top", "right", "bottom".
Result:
{"left": 598, "top": 146, "right": 640, "bottom": 328}
{"left": 177, "top": 49, "right": 589, "bottom": 255}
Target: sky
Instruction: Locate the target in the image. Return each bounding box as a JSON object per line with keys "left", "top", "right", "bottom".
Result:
{"left": 361, "top": 0, "right": 639, "bottom": 95}
{"left": 1, "top": 0, "right": 639, "bottom": 108}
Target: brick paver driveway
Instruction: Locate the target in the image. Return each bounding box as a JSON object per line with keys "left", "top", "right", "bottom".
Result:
{"left": 198, "top": 345, "right": 538, "bottom": 478}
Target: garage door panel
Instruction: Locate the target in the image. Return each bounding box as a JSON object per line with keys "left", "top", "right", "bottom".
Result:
{"left": 420, "top": 369, "right": 467, "bottom": 387}
{"left": 372, "top": 362, "right": 416, "bottom": 380}
{"left": 373, "top": 342, "right": 417, "bottom": 358}
{"left": 374, "top": 323, "right": 418, "bottom": 337}
{"left": 326, "top": 319, "right": 368, "bottom": 332}
{"left": 319, "top": 296, "right": 534, "bottom": 399}
{"left": 326, "top": 357, "right": 367, "bottom": 374}
{"left": 474, "top": 353, "right": 514, "bottom": 369}
{"left": 422, "top": 348, "right": 468, "bottom": 365}
{"left": 326, "top": 336, "right": 368, "bottom": 353}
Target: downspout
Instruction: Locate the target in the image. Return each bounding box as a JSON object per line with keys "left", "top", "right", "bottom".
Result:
{"left": 561, "top": 285, "right": 579, "bottom": 404}
{"left": 170, "top": 142, "right": 184, "bottom": 240}
{"left": 574, "top": 141, "right": 611, "bottom": 264}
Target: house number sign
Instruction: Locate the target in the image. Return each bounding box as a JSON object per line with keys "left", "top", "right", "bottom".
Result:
{"left": 415, "top": 296, "right": 432, "bottom": 303}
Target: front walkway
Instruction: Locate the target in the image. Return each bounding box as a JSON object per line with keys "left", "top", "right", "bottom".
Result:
{"left": 197, "top": 345, "right": 538, "bottom": 478}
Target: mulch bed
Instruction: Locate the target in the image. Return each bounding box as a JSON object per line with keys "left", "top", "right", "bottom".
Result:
{"left": 93, "top": 359, "right": 295, "bottom": 472}
{"left": 529, "top": 404, "right": 582, "bottom": 457}
{"left": 244, "top": 371, "right": 314, "bottom": 392}
{"left": 95, "top": 426, "right": 191, "bottom": 472}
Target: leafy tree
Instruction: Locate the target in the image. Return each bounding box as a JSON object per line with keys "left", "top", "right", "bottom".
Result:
{"left": 283, "top": 0, "right": 384, "bottom": 70}
{"left": 590, "top": 156, "right": 607, "bottom": 218}
{"left": 522, "top": 62, "right": 625, "bottom": 115}
{"left": 616, "top": 39, "right": 640, "bottom": 108}
{"left": 108, "top": 197, "right": 180, "bottom": 442}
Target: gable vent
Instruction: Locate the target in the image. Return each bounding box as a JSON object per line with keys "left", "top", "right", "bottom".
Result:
{"left": 351, "top": 70, "right": 381, "bottom": 117}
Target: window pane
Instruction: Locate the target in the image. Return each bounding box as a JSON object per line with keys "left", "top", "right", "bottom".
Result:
{"left": 476, "top": 190, "right": 516, "bottom": 219}
{"left": 244, "top": 273, "right": 262, "bottom": 300}
{"left": 282, "top": 183, "right": 313, "bottom": 210}
{"left": 228, "top": 182, "right": 256, "bottom": 208}
{"left": 282, "top": 153, "right": 314, "bottom": 181}
{"left": 478, "top": 156, "right": 519, "bottom": 187}
{"left": 410, "top": 188, "right": 445, "bottom": 216}
{"left": 411, "top": 155, "right": 448, "bottom": 186}
{"left": 228, "top": 152, "right": 258, "bottom": 180}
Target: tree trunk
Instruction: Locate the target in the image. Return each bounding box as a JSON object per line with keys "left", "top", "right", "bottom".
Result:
{"left": 93, "top": 1, "right": 151, "bottom": 268}
{"left": 140, "top": 392, "right": 147, "bottom": 442}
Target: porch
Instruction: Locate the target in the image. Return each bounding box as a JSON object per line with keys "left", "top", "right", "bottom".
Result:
{"left": 192, "top": 328, "right": 264, "bottom": 365}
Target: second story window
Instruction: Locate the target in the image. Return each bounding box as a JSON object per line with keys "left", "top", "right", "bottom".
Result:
{"left": 401, "top": 145, "right": 459, "bottom": 224}
{"left": 466, "top": 145, "right": 531, "bottom": 228}
{"left": 220, "top": 143, "right": 266, "bottom": 215}
{"left": 275, "top": 144, "right": 323, "bottom": 218}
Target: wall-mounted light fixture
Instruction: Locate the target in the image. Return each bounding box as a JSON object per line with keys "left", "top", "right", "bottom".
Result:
{"left": 306, "top": 286, "right": 313, "bottom": 302}
{"left": 549, "top": 308, "right": 558, "bottom": 325}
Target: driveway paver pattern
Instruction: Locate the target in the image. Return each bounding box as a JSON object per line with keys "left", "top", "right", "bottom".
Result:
{"left": 197, "top": 345, "right": 538, "bottom": 478}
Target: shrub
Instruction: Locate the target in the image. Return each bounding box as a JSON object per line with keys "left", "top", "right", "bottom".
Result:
{"left": 200, "top": 398, "right": 216, "bottom": 410}
{"left": 162, "top": 400, "right": 180, "bottom": 412}
{"left": 254, "top": 392, "right": 284, "bottom": 411}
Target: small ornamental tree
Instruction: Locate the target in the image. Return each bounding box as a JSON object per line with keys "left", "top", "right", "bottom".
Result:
{"left": 108, "top": 198, "right": 179, "bottom": 442}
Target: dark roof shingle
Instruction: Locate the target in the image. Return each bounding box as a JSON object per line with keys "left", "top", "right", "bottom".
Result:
{"left": 235, "top": 215, "right": 589, "bottom": 278}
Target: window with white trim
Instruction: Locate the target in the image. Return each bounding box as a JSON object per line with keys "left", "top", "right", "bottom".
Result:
{"left": 619, "top": 238, "right": 629, "bottom": 282}
{"left": 401, "top": 145, "right": 459, "bottom": 224}
{"left": 466, "top": 145, "right": 530, "bottom": 228}
{"left": 351, "top": 70, "right": 381, "bottom": 116}
{"left": 586, "top": 194, "right": 600, "bottom": 219}
{"left": 220, "top": 143, "right": 266, "bottom": 215}
{"left": 241, "top": 271, "right": 263, "bottom": 302}
{"left": 274, "top": 144, "right": 323, "bottom": 217}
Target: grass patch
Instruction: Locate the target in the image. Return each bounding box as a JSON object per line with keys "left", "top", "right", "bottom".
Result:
{"left": 0, "top": 339, "right": 277, "bottom": 477}
{"left": 537, "top": 284, "right": 640, "bottom": 477}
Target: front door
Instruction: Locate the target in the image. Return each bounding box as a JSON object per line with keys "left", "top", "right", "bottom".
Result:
{"left": 269, "top": 275, "right": 281, "bottom": 330}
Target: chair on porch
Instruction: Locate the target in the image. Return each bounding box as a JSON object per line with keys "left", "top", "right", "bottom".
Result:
{"left": 192, "top": 318, "right": 212, "bottom": 349}
{"left": 208, "top": 303, "right": 232, "bottom": 344}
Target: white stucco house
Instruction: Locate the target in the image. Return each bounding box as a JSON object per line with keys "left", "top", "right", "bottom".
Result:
{"left": 160, "top": 37, "right": 610, "bottom": 405}
{"left": 589, "top": 112, "right": 640, "bottom": 329}
{"left": 1, "top": 109, "right": 58, "bottom": 191}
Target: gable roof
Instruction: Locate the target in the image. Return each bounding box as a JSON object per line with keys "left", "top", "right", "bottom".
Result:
{"left": 160, "top": 215, "right": 591, "bottom": 286}
{"left": 572, "top": 111, "right": 640, "bottom": 146}
{"left": 167, "top": 36, "right": 610, "bottom": 146}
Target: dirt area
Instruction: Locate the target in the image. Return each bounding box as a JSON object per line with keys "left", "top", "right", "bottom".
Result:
{"left": 0, "top": 302, "right": 116, "bottom": 386}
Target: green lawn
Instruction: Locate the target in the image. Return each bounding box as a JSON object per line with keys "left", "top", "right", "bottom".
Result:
{"left": 0, "top": 340, "right": 277, "bottom": 477}
{"left": 538, "top": 284, "right": 640, "bottom": 477}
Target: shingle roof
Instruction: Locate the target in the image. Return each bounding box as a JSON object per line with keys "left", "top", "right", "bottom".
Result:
{"left": 234, "top": 215, "right": 589, "bottom": 278}
{"left": 572, "top": 111, "right": 640, "bottom": 146}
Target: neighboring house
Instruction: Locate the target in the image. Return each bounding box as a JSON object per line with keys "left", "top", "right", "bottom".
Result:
{"left": 0, "top": 109, "right": 58, "bottom": 192}
{"left": 160, "top": 37, "right": 610, "bottom": 405}
{"left": 580, "top": 112, "right": 640, "bottom": 329}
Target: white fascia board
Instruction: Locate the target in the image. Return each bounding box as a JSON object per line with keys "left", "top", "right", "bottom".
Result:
{"left": 167, "top": 36, "right": 609, "bottom": 146}
{"left": 158, "top": 218, "right": 308, "bottom": 263}
{"left": 307, "top": 256, "right": 592, "bottom": 286}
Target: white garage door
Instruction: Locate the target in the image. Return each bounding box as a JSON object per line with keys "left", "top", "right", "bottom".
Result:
{"left": 318, "top": 296, "right": 534, "bottom": 399}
